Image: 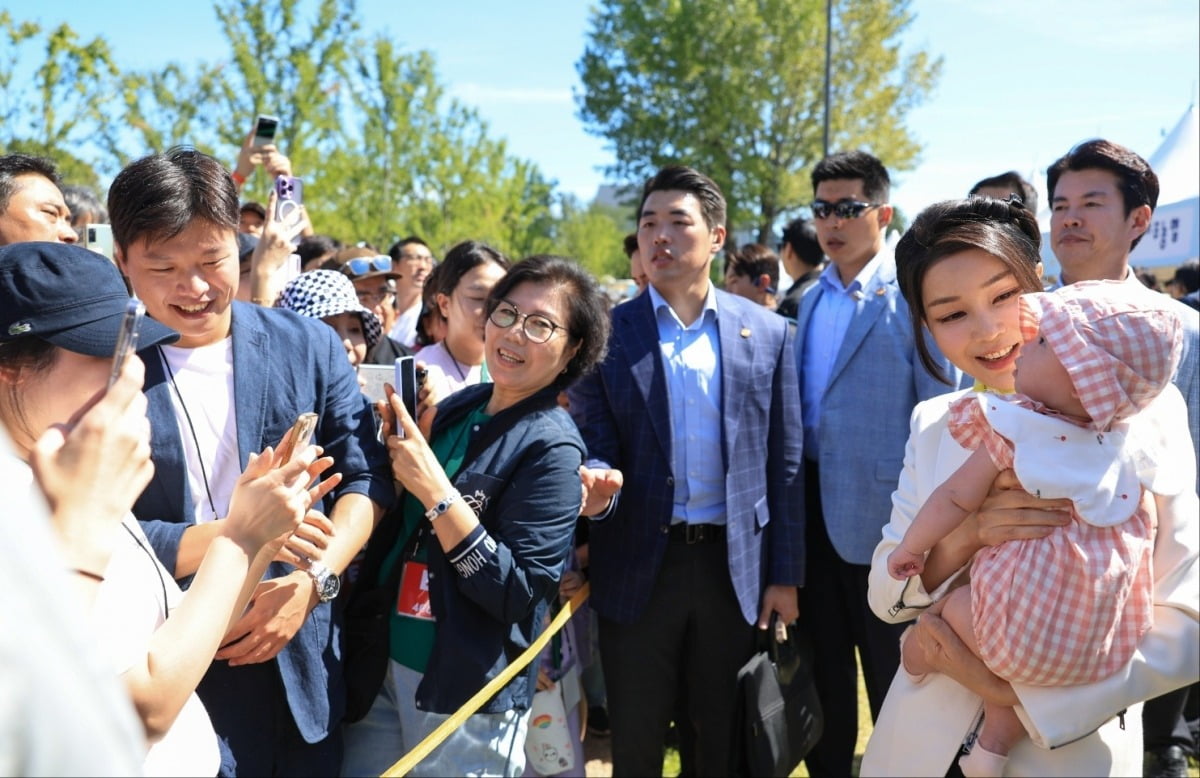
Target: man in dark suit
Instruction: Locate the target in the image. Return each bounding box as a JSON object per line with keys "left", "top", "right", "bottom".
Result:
{"left": 108, "top": 147, "right": 393, "bottom": 776}
{"left": 568, "top": 165, "right": 804, "bottom": 776}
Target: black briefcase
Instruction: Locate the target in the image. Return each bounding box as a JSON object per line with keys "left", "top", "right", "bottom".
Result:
{"left": 733, "top": 619, "right": 824, "bottom": 777}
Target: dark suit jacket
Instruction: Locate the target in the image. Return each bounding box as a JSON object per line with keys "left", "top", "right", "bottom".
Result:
{"left": 133, "top": 301, "right": 393, "bottom": 743}
{"left": 568, "top": 288, "right": 804, "bottom": 625}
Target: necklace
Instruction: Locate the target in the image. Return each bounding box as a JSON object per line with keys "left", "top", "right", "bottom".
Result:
{"left": 157, "top": 346, "right": 220, "bottom": 521}
{"left": 122, "top": 521, "right": 169, "bottom": 620}
{"left": 441, "top": 340, "right": 469, "bottom": 381}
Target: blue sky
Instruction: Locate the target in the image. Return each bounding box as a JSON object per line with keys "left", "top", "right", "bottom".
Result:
{"left": 6, "top": 0, "right": 1198, "bottom": 226}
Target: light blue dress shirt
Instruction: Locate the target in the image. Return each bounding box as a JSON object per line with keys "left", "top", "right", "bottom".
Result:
{"left": 799, "top": 250, "right": 888, "bottom": 459}
{"left": 647, "top": 283, "right": 727, "bottom": 526}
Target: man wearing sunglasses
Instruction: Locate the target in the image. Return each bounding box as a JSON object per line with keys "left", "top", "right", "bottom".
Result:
{"left": 336, "top": 247, "right": 414, "bottom": 364}
{"left": 794, "top": 150, "right": 961, "bottom": 777}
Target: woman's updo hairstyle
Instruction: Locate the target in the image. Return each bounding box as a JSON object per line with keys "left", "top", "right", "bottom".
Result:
{"left": 895, "top": 195, "right": 1045, "bottom": 382}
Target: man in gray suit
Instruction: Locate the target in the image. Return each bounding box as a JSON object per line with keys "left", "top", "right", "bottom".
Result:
{"left": 794, "top": 150, "right": 960, "bottom": 776}
{"left": 1046, "top": 138, "right": 1200, "bottom": 778}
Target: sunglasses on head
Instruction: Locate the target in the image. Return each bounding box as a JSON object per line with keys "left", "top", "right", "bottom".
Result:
{"left": 345, "top": 256, "right": 392, "bottom": 276}
{"left": 810, "top": 199, "right": 883, "bottom": 220}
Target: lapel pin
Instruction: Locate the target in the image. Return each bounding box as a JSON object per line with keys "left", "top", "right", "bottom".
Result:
{"left": 740, "top": 327, "right": 751, "bottom": 338}
{"left": 875, "top": 287, "right": 885, "bottom": 296}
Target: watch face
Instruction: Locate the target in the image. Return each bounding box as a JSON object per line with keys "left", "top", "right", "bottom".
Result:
{"left": 320, "top": 573, "right": 341, "bottom": 601}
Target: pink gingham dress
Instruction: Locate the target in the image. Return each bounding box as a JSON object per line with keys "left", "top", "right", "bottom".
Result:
{"left": 949, "top": 393, "right": 1155, "bottom": 687}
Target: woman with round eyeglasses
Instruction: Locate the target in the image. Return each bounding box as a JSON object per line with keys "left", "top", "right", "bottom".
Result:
{"left": 417, "top": 241, "right": 511, "bottom": 399}
{"left": 341, "top": 255, "right": 612, "bottom": 778}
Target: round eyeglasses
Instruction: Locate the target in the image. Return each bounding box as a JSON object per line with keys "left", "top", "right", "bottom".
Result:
{"left": 488, "top": 303, "right": 564, "bottom": 344}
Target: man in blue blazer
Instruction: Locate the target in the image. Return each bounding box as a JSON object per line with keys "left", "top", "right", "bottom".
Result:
{"left": 795, "top": 151, "right": 961, "bottom": 777}
{"left": 568, "top": 166, "right": 804, "bottom": 775}
{"left": 109, "top": 148, "right": 393, "bottom": 776}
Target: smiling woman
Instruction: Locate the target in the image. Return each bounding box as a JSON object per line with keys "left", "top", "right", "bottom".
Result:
{"left": 342, "top": 255, "right": 612, "bottom": 778}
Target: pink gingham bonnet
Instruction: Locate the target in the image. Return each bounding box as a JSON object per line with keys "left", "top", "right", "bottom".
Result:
{"left": 1018, "top": 280, "right": 1182, "bottom": 430}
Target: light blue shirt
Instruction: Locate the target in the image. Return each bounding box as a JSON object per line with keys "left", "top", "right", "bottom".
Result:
{"left": 647, "top": 283, "right": 726, "bottom": 526}
{"left": 799, "top": 249, "right": 888, "bottom": 459}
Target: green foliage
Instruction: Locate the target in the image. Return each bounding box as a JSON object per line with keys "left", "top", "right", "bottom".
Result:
{"left": 576, "top": 0, "right": 941, "bottom": 242}
{"left": 0, "top": 11, "right": 116, "bottom": 186}
{"left": 554, "top": 196, "right": 629, "bottom": 280}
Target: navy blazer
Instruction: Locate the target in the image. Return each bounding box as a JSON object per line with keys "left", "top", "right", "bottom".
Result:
{"left": 568, "top": 289, "right": 804, "bottom": 626}
{"left": 794, "top": 252, "right": 962, "bottom": 564}
{"left": 133, "top": 301, "right": 393, "bottom": 743}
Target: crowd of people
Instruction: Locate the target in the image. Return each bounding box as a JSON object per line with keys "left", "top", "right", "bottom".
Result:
{"left": 0, "top": 128, "right": 1196, "bottom": 778}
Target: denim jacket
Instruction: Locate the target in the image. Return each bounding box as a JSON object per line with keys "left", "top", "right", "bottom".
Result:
{"left": 415, "top": 383, "right": 584, "bottom": 714}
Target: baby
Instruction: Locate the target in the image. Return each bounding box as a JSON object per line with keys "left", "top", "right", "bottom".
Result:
{"left": 889, "top": 280, "right": 1185, "bottom": 777}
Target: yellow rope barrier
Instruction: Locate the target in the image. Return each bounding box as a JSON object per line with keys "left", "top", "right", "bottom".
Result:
{"left": 381, "top": 582, "right": 591, "bottom": 777}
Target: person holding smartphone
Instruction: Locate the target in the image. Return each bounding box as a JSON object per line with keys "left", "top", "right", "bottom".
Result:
{"left": 0, "top": 242, "right": 340, "bottom": 775}
{"left": 107, "top": 148, "right": 394, "bottom": 776}
{"left": 341, "top": 256, "right": 613, "bottom": 777}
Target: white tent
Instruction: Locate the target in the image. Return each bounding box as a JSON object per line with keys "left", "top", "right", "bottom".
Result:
{"left": 1040, "top": 105, "right": 1199, "bottom": 278}
{"left": 1130, "top": 105, "right": 1199, "bottom": 268}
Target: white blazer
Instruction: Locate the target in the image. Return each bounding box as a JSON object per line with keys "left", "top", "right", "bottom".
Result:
{"left": 861, "top": 386, "right": 1200, "bottom": 778}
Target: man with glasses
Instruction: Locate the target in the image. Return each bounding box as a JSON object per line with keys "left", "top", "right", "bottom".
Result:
{"left": 794, "top": 150, "right": 960, "bottom": 776}
{"left": 336, "top": 246, "right": 415, "bottom": 364}
{"left": 387, "top": 236, "right": 435, "bottom": 349}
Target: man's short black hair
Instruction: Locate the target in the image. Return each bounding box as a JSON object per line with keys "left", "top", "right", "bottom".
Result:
{"left": 779, "top": 217, "right": 823, "bottom": 269}
{"left": 622, "top": 232, "right": 639, "bottom": 258}
{"left": 0, "top": 153, "right": 61, "bottom": 214}
{"left": 637, "top": 165, "right": 726, "bottom": 231}
{"left": 969, "top": 171, "right": 1038, "bottom": 214}
{"left": 388, "top": 236, "right": 432, "bottom": 262}
{"left": 108, "top": 147, "right": 240, "bottom": 249}
{"left": 811, "top": 150, "right": 891, "bottom": 202}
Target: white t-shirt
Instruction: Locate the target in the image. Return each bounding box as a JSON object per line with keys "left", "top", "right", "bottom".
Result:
{"left": 95, "top": 517, "right": 220, "bottom": 777}
{"left": 418, "top": 340, "right": 487, "bottom": 398}
{"left": 158, "top": 341, "right": 240, "bottom": 524}
{"left": 389, "top": 299, "right": 422, "bottom": 349}
{"left": 1, "top": 440, "right": 146, "bottom": 776}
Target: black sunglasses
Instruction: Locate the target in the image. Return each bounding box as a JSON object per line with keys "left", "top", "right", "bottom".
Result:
{"left": 810, "top": 199, "right": 884, "bottom": 220}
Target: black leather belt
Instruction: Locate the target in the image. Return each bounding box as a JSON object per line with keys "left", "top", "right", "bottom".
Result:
{"left": 667, "top": 523, "right": 726, "bottom": 544}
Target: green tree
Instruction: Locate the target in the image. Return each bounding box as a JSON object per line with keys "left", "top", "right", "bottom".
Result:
{"left": 313, "top": 37, "right": 557, "bottom": 255}
{"left": 0, "top": 11, "right": 117, "bottom": 187}
{"left": 577, "top": 0, "right": 941, "bottom": 242}
{"left": 554, "top": 196, "right": 629, "bottom": 280}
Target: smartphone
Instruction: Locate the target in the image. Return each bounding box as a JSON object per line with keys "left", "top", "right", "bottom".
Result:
{"left": 252, "top": 114, "right": 279, "bottom": 147}
{"left": 277, "top": 412, "right": 318, "bottom": 464}
{"left": 274, "top": 175, "right": 303, "bottom": 221}
{"left": 357, "top": 364, "right": 393, "bottom": 403}
{"left": 108, "top": 299, "right": 144, "bottom": 389}
{"left": 395, "top": 356, "right": 417, "bottom": 422}
{"left": 85, "top": 224, "right": 115, "bottom": 263}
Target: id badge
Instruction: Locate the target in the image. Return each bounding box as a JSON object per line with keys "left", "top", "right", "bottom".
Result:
{"left": 396, "top": 560, "right": 435, "bottom": 621}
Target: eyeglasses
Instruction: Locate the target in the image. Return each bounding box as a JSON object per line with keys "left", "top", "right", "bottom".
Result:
{"left": 344, "top": 255, "right": 392, "bottom": 277}
{"left": 357, "top": 287, "right": 394, "bottom": 305}
{"left": 810, "top": 199, "right": 884, "bottom": 220}
{"left": 488, "top": 302, "right": 564, "bottom": 344}
{"left": 399, "top": 251, "right": 434, "bottom": 264}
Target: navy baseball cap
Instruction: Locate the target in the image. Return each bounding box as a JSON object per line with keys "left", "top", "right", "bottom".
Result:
{"left": 0, "top": 242, "right": 179, "bottom": 356}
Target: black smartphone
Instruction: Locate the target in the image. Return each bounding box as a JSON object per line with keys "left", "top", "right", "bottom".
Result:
{"left": 108, "top": 299, "right": 144, "bottom": 389}
{"left": 252, "top": 114, "right": 279, "bottom": 146}
{"left": 277, "top": 412, "right": 318, "bottom": 464}
{"left": 395, "top": 356, "right": 417, "bottom": 422}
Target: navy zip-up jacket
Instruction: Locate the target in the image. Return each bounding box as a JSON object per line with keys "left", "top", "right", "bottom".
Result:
{"left": 415, "top": 382, "right": 583, "bottom": 714}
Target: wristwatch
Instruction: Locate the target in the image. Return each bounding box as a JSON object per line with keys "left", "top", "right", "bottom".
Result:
{"left": 306, "top": 561, "right": 341, "bottom": 603}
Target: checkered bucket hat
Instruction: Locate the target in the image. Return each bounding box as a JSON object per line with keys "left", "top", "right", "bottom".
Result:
{"left": 276, "top": 270, "right": 382, "bottom": 350}
{"left": 1018, "top": 279, "right": 1183, "bottom": 430}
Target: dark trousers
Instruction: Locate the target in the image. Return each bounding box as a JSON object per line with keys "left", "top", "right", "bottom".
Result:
{"left": 801, "top": 459, "right": 905, "bottom": 778}
{"left": 200, "top": 658, "right": 342, "bottom": 777}
{"left": 599, "top": 538, "right": 756, "bottom": 777}
{"left": 1144, "top": 683, "right": 1199, "bottom": 752}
